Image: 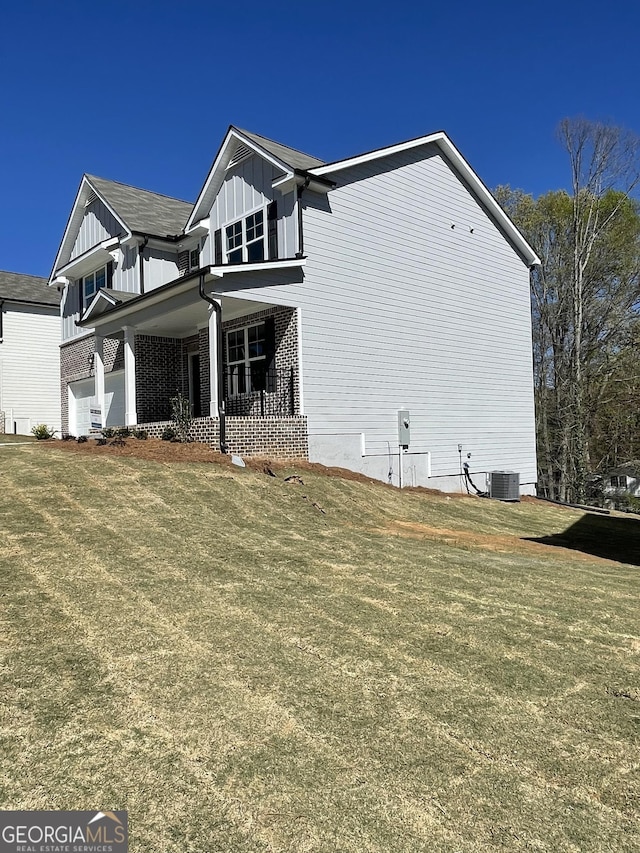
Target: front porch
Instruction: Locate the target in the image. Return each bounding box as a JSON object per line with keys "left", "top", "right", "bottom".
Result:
{"left": 74, "top": 284, "right": 307, "bottom": 458}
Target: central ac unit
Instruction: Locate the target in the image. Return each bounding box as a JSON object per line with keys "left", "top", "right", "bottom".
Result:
{"left": 489, "top": 471, "right": 520, "bottom": 501}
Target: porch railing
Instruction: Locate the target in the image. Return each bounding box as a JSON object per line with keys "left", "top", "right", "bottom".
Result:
{"left": 223, "top": 365, "right": 295, "bottom": 417}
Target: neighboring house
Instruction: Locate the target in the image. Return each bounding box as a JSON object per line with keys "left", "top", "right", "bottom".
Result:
{"left": 602, "top": 462, "right": 640, "bottom": 507}
{"left": 0, "top": 271, "right": 61, "bottom": 435}
{"left": 49, "top": 127, "right": 540, "bottom": 493}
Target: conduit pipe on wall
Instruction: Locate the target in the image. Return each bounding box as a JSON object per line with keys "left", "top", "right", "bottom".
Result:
{"left": 198, "top": 274, "right": 227, "bottom": 454}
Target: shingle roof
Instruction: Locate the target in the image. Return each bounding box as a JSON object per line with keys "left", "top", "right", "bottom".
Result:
{"left": 234, "top": 128, "right": 325, "bottom": 172}
{"left": 0, "top": 271, "right": 60, "bottom": 306}
{"left": 86, "top": 175, "right": 194, "bottom": 237}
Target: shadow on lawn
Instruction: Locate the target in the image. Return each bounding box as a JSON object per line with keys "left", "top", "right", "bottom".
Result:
{"left": 524, "top": 513, "right": 640, "bottom": 566}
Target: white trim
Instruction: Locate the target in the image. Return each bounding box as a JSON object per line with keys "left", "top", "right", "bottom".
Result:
{"left": 296, "top": 306, "right": 304, "bottom": 416}
{"left": 309, "top": 132, "right": 541, "bottom": 267}
{"left": 83, "top": 259, "right": 307, "bottom": 328}
{"left": 186, "top": 128, "right": 294, "bottom": 232}
{"left": 49, "top": 176, "right": 132, "bottom": 285}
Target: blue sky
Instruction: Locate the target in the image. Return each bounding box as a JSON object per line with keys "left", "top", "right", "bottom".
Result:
{"left": 2, "top": 0, "right": 639, "bottom": 277}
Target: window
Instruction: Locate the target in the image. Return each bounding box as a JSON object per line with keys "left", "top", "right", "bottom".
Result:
{"left": 225, "top": 209, "right": 265, "bottom": 263}
{"left": 81, "top": 262, "right": 112, "bottom": 310}
{"left": 610, "top": 475, "right": 628, "bottom": 489}
{"left": 227, "top": 323, "right": 267, "bottom": 395}
{"left": 189, "top": 247, "right": 200, "bottom": 270}
{"left": 225, "top": 318, "right": 277, "bottom": 396}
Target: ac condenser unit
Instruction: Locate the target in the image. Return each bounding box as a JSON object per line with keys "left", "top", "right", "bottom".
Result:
{"left": 489, "top": 471, "right": 520, "bottom": 501}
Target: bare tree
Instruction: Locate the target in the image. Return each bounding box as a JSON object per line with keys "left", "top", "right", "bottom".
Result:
{"left": 558, "top": 118, "right": 640, "bottom": 500}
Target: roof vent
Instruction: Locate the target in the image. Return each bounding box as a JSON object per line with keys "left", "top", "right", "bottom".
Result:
{"left": 85, "top": 191, "right": 98, "bottom": 207}
{"left": 489, "top": 471, "right": 520, "bottom": 502}
{"left": 227, "top": 144, "right": 252, "bottom": 169}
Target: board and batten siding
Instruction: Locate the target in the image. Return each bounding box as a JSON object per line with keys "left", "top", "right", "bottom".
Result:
{"left": 202, "top": 155, "right": 297, "bottom": 263}
{"left": 144, "top": 248, "right": 179, "bottom": 292}
{"left": 221, "top": 143, "right": 537, "bottom": 491}
{"left": 0, "top": 304, "right": 61, "bottom": 434}
{"left": 70, "top": 198, "right": 124, "bottom": 260}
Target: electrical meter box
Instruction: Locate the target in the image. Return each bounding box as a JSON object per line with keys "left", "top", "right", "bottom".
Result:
{"left": 397, "top": 410, "right": 410, "bottom": 447}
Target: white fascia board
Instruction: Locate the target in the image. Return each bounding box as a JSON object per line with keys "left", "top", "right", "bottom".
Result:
{"left": 56, "top": 239, "right": 119, "bottom": 278}
{"left": 82, "top": 289, "right": 119, "bottom": 321}
{"left": 207, "top": 258, "right": 306, "bottom": 277}
{"left": 185, "top": 217, "right": 210, "bottom": 237}
{"left": 309, "top": 132, "right": 541, "bottom": 267}
{"left": 48, "top": 175, "right": 132, "bottom": 285}
{"left": 186, "top": 128, "right": 294, "bottom": 231}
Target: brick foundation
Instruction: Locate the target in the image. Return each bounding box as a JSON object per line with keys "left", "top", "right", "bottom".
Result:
{"left": 140, "top": 415, "right": 308, "bottom": 459}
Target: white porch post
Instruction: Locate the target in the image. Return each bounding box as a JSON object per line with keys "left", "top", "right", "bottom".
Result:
{"left": 208, "top": 299, "right": 222, "bottom": 418}
{"left": 123, "top": 326, "right": 137, "bottom": 426}
{"left": 94, "top": 334, "right": 106, "bottom": 430}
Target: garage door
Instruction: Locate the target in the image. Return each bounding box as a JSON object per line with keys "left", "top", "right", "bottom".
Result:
{"left": 69, "top": 372, "right": 126, "bottom": 436}
{"left": 69, "top": 378, "right": 96, "bottom": 436}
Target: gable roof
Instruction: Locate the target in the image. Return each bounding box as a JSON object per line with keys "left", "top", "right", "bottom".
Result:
{"left": 85, "top": 175, "right": 193, "bottom": 237}
{"left": 308, "top": 131, "right": 541, "bottom": 268}
{"left": 233, "top": 128, "right": 324, "bottom": 172}
{"left": 0, "top": 271, "right": 60, "bottom": 306}
{"left": 186, "top": 126, "right": 327, "bottom": 230}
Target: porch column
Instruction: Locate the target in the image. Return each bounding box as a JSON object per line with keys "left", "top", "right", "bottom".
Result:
{"left": 123, "top": 326, "right": 137, "bottom": 426}
{"left": 94, "top": 334, "right": 106, "bottom": 431}
{"left": 208, "top": 299, "right": 222, "bottom": 418}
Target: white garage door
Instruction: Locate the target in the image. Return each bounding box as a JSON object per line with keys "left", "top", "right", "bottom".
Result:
{"left": 69, "top": 371, "right": 126, "bottom": 436}
{"left": 69, "top": 378, "right": 96, "bottom": 436}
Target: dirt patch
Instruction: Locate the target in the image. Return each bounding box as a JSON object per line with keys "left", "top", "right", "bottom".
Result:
{"left": 377, "top": 519, "right": 617, "bottom": 564}
{"left": 43, "top": 438, "right": 385, "bottom": 483}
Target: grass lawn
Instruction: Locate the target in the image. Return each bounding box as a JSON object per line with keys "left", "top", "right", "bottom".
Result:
{"left": 1, "top": 444, "right": 638, "bottom": 852}
{"left": 0, "top": 434, "right": 36, "bottom": 444}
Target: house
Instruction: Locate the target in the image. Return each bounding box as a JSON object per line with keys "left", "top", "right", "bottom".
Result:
{"left": 602, "top": 462, "right": 640, "bottom": 508}
{"left": 0, "top": 271, "right": 61, "bottom": 435}
{"left": 49, "top": 127, "right": 540, "bottom": 493}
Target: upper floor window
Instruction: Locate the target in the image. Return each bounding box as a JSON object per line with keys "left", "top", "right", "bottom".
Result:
{"left": 226, "top": 210, "right": 265, "bottom": 263}
{"left": 215, "top": 202, "right": 278, "bottom": 266}
{"left": 81, "top": 262, "right": 112, "bottom": 311}
{"left": 189, "top": 247, "right": 200, "bottom": 270}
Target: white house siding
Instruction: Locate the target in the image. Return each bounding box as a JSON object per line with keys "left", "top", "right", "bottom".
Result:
{"left": 218, "top": 143, "right": 537, "bottom": 493}
{"left": 144, "top": 249, "right": 179, "bottom": 292}
{"left": 70, "top": 198, "right": 124, "bottom": 259}
{"left": 202, "top": 155, "right": 297, "bottom": 263}
{"left": 0, "top": 304, "right": 61, "bottom": 434}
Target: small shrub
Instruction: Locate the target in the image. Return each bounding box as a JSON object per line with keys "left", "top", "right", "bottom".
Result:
{"left": 133, "top": 428, "right": 148, "bottom": 440}
{"left": 76, "top": 435, "right": 88, "bottom": 443}
{"left": 61, "top": 433, "right": 76, "bottom": 442}
{"left": 31, "top": 424, "right": 56, "bottom": 440}
{"left": 161, "top": 426, "right": 177, "bottom": 441}
{"left": 102, "top": 427, "right": 116, "bottom": 438}
{"left": 116, "top": 426, "right": 132, "bottom": 438}
{"left": 96, "top": 438, "right": 107, "bottom": 446}
{"left": 170, "top": 391, "right": 193, "bottom": 443}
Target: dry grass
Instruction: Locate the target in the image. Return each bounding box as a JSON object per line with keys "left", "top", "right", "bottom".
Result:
{"left": 1, "top": 443, "right": 638, "bottom": 852}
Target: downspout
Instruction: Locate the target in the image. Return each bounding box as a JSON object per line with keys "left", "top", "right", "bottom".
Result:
{"left": 295, "top": 176, "right": 311, "bottom": 258}
{"left": 198, "top": 274, "right": 227, "bottom": 454}
{"left": 138, "top": 236, "right": 149, "bottom": 294}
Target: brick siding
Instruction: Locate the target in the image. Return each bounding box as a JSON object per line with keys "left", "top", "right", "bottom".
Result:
{"left": 135, "top": 334, "right": 186, "bottom": 423}
{"left": 140, "top": 415, "right": 308, "bottom": 458}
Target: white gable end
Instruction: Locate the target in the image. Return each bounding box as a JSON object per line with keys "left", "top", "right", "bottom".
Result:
{"left": 71, "top": 197, "right": 125, "bottom": 260}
